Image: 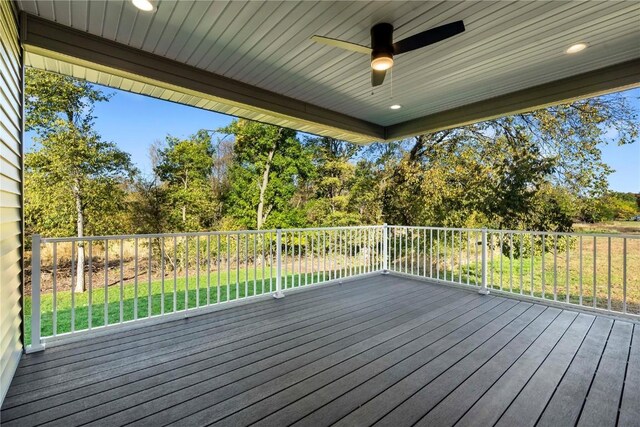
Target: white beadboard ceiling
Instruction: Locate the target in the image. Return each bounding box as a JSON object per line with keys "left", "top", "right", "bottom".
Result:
{"left": 16, "top": 0, "right": 640, "bottom": 141}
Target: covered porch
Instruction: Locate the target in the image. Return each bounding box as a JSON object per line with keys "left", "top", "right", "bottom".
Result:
{"left": 2, "top": 1, "right": 640, "bottom": 424}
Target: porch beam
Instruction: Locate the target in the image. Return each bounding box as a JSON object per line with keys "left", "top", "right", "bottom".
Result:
{"left": 386, "top": 58, "right": 640, "bottom": 140}
{"left": 19, "top": 12, "right": 385, "bottom": 143}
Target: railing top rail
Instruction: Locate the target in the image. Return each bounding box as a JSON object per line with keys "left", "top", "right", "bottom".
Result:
{"left": 282, "top": 225, "right": 382, "bottom": 233}
{"left": 387, "top": 224, "right": 640, "bottom": 239}
{"left": 38, "top": 225, "right": 384, "bottom": 243}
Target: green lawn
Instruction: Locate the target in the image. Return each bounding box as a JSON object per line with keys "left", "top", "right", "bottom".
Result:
{"left": 25, "top": 267, "right": 349, "bottom": 345}
{"left": 393, "top": 237, "right": 640, "bottom": 316}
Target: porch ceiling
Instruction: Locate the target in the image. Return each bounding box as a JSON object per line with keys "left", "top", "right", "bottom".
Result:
{"left": 16, "top": 1, "right": 640, "bottom": 143}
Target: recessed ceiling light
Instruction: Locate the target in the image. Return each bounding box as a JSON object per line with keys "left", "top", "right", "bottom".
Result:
{"left": 390, "top": 104, "right": 402, "bottom": 110}
{"left": 132, "top": 0, "right": 155, "bottom": 12}
{"left": 566, "top": 43, "right": 587, "bottom": 54}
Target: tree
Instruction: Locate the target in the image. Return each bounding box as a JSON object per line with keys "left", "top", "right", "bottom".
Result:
{"left": 223, "top": 120, "right": 312, "bottom": 229}
{"left": 304, "top": 136, "right": 363, "bottom": 226}
{"left": 25, "top": 68, "right": 136, "bottom": 292}
{"left": 155, "top": 130, "right": 220, "bottom": 231}
{"left": 369, "top": 93, "right": 638, "bottom": 232}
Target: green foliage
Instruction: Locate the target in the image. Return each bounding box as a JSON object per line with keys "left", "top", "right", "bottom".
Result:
{"left": 303, "top": 136, "right": 367, "bottom": 226}
{"left": 23, "top": 67, "right": 638, "bottom": 247}
{"left": 222, "top": 120, "right": 313, "bottom": 229}
{"left": 154, "top": 130, "right": 220, "bottom": 231}
{"left": 579, "top": 191, "right": 640, "bottom": 222}
{"left": 24, "top": 68, "right": 136, "bottom": 240}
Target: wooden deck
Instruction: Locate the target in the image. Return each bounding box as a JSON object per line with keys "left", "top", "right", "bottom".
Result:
{"left": 2, "top": 275, "right": 639, "bottom": 427}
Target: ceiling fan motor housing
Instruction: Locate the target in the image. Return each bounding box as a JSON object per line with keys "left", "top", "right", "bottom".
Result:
{"left": 371, "top": 23, "right": 394, "bottom": 65}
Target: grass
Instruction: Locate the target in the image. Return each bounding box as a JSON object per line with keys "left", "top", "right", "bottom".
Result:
{"left": 24, "top": 266, "right": 355, "bottom": 345}
{"left": 394, "top": 233, "right": 640, "bottom": 316}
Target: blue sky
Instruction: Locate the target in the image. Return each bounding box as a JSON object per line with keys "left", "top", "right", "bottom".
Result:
{"left": 27, "top": 86, "right": 640, "bottom": 192}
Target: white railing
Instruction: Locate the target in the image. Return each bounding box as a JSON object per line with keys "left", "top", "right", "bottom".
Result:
{"left": 27, "top": 224, "right": 638, "bottom": 351}
{"left": 387, "top": 226, "right": 640, "bottom": 319}
{"left": 27, "top": 226, "right": 383, "bottom": 351}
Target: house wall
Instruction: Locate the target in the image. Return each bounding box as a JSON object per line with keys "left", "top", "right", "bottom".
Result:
{"left": 0, "top": 0, "right": 23, "bottom": 405}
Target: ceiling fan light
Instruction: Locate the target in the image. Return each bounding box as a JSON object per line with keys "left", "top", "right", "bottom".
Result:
{"left": 371, "top": 54, "right": 394, "bottom": 71}
{"left": 132, "top": 0, "right": 155, "bottom": 12}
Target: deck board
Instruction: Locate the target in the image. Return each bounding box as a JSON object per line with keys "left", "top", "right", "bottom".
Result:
{"left": 2, "top": 275, "right": 638, "bottom": 427}
{"left": 618, "top": 324, "right": 640, "bottom": 427}
{"left": 578, "top": 320, "right": 634, "bottom": 427}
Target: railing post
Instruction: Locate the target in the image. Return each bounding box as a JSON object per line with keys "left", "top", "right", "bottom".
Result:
{"left": 382, "top": 224, "right": 389, "bottom": 274}
{"left": 273, "top": 228, "right": 285, "bottom": 299}
{"left": 27, "top": 234, "right": 45, "bottom": 353}
{"left": 479, "top": 228, "right": 490, "bottom": 295}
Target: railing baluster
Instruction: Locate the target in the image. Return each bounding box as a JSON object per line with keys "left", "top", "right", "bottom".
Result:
{"left": 499, "top": 232, "right": 503, "bottom": 291}
{"left": 489, "top": 232, "right": 494, "bottom": 289}
{"left": 323, "top": 231, "right": 327, "bottom": 282}
{"left": 134, "top": 237, "right": 138, "bottom": 320}
{"left": 566, "top": 237, "right": 570, "bottom": 304}
{"left": 262, "top": 233, "right": 266, "bottom": 291}
{"left": 437, "top": 229, "right": 440, "bottom": 280}
{"left": 148, "top": 237, "right": 152, "bottom": 316}
{"left": 430, "top": 229, "right": 434, "bottom": 279}
{"left": 119, "top": 239, "right": 123, "bottom": 323}
{"left": 553, "top": 235, "right": 558, "bottom": 301}
{"left": 443, "top": 229, "right": 447, "bottom": 281}
{"left": 71, "top": 241, "right": 76, "bottom": 332}
{"left": 104, "top": 239, "right": 109, "bottom": 327}
{"left": 411, "top": 228, "right": 414, "bottom": 275}
{"left": 217, "top": 234, "right": 221, "bottom": 303}
{"left": 541, "top": 234, "right": 546, "bottom": 299}
{"left": 607, "top": 236, "right": 612, "bottom": 311}
{"left": 236, "top": 233, "right": 241, "bottom": 298}
{"left": 269, "top": 232, "right": 273, "bottom": 293}
{"left": 579, "top": 235, "right": 583, "bottom": 306}
{"left": 88, "top": 241, "right": 93, "bottom": 328}
{"left": 474, "top": 231, "right": 478, "bottom": 285}
{"left": 207, "top": 235, "right": 211, "bottom": 305}
{"left": 173, "top": 236, "right": 177, "bottom": 312}
{"left": 274, "top": 228, "right": 284, "bottom": 298}
{"left": 479, "top": 228, "right": 489, "bottom": 295}
{"left": 185, "top": 236, "right": 189, "bottom": 312}
{"left": 459, "top": 231, "right": 463, "bottom": 283}
{"left": 161, "top": 237, "right": 165, "bottom": 314}
{"left": 509, "top": 233, "right": 513, "bottom": 292}
{"left": 52, "top": 240, "right": 57, "bottom": 336}
{"left": 530, "top": 234, "right": 534, "bottom": 297}
{"left": 196, "top": 236, "right": 200, "bottom": 308}
{"left": 593, "top": 236, "right": 597, "bottom": 308}
{"left": 623, "top": 238, "right": 627, "bottom": 313}
{"left": 519, "top": 233, "right": 523, "bottom": 295}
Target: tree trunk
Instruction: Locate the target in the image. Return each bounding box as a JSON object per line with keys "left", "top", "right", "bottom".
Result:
{"left": 182, "top": 170, "right": 188, "bottom": 224}
{"left": 257, "top": 143, "right": 276, "bottom": 230}
{"left": 73, "top": 179, "right": 85, "bottom": 293}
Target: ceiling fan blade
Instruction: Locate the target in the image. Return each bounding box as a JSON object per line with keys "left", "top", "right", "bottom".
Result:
{"left": 310, "top": 35, "right": 371, "bottom": 54}
{"left": 371, "top": 69, "right": 386, "bottom": 87}
{"left": 393, "top": 21, "right": 465, "bottom": 54}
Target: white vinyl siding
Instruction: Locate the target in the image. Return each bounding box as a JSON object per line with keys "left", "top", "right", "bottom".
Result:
{"left": 0, "top": 0, "right": 23, "bottom": 405}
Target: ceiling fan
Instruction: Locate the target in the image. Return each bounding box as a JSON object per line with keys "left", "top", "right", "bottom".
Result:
{"left": 311, "top": 21, "right": 465, "bottom": 87}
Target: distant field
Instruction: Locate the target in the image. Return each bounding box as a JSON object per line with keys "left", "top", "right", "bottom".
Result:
{"left": 574, "top": 220, "right": 640, "bottom": 234}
